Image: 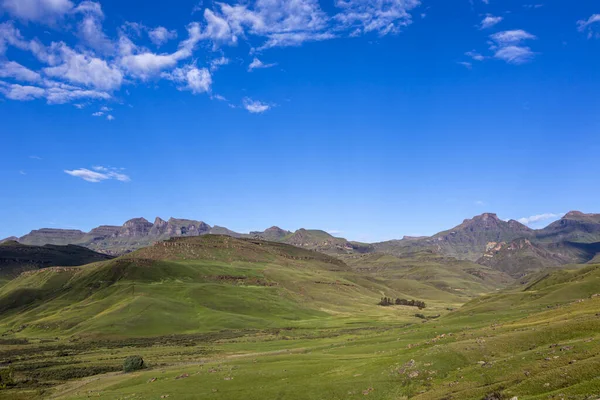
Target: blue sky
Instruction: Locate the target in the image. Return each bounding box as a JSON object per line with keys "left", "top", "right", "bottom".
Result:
{"left": 1, "top": 0, "right": 599, "bottom": 242}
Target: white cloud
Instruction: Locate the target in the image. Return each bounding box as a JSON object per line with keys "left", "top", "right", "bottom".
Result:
{"left": 248, "top": 57, "right": 276, "bottom": 71}
{"left": 65, "top": 166, "right": 130, "bottom": 183}
{"left": 44, "top": 83, "right": 111, "bottom": 104}
{"left": 106, "top": 114, "right": 115, "bottom": 120}
{"left": 92, "top": 111, "right": 103, "bottom": 116}
{"left": 243, "top": 97, "right": 271, "bottom": 113}
{"left": 120, "top": 23, "right": 202, "bottom": 79}
{"left": 210, "top": 56, "right": 229, "bottom": 71}
{"left": 489, "top": 30, "right": 537, "bottom": 65}
{"left": 0, "top": 0, "right": 74, "bottom": 23}
{"left": 43, "top": 45, "right": 123, "bottom": 91}
{"left": 517, "top": 213, "right": 564, "bottom": 226}
{"left": 457, "top": 61, "right": 472, "bottom": 69}
{"left": 100, "top": 106, "right": 111, "bottom": 111}
{"left": 0, "top": 83, "right": 45, "bottom": 100}
{"left": 259, "top": 31, "right": 336, "bottom": 49}
{"left": 148, "top": 26, "right": 178, "bottom": 47}
{"left": 333, "top": 0, "right": 421, "bottom": 36}
{"left": 162, "top": 64, "right": 212, "bottom": 94}
{"left": 480, "top": 14, "right": 503, "bottom": 29}
{"left": 73, "top": 1, "right": 103, "bottom": 17}
{"left": 577, "top": 14, "right": 600, "bottom": 39}
{"left": 493, "top": 45, "right": 535, "bottom": 64}
{"left": 465, "top": 50, "right": 485, "bottom": 61}
{"left": 0, "top": 61, "right": 41, "bottom": 82}
{"left": 78, "top": 14, "right": 114, "bottom": 55}
{"left": 490, "top": 29, "right": 536, "bottom": 45}
{"left": 201, "top": 9, "right": 238, "bottom": 45}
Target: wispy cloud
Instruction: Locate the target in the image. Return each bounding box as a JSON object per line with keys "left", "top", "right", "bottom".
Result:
{"left": 106, "top": 114, "right": 115, "bottom": 121}
{"left": 577, "top": 14, "right": 600, "bottom": 39}
{"left": 64, "top": 166, "right": 130, "bottom": 183}
{"left": 517, "top": 212, "right": 564, "bottom": 226}
{"left": 29, "top": 155, "right": 42, "bottom": 160}
{"left": 243, "top": 98, "right": 271, "bottom": 114}
{"left": 248, "top": 57, "right": 277, "bottom": 72}
{"left": 489, "top": 29, "right": 537, "bottom": 64}
{"left": 479, "top": 15, "right": 503, "bottom": 30}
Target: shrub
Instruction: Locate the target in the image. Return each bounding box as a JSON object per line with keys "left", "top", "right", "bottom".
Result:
{"left": 0, "top": 367, "right": 14, "bottom": 389}
{"left": 123, "top": 356, "right": 145, "bottom": 373}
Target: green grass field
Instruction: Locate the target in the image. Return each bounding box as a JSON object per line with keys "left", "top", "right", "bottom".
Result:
{"left": 1, "top": 236, "right": 600, "bottom": 399}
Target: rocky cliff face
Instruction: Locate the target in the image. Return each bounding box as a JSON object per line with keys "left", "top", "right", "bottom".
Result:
{"left": 19, "top": 229, "right": 86, "bottom": 246}
{"left": 118, "top": 218, "right": 154, "bottom": 237}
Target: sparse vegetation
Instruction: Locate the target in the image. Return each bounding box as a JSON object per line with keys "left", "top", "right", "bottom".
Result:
{"left": 378, "top": 297, "right": 426, "bottom": 309}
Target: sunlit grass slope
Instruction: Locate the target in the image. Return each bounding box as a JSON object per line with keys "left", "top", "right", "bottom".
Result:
{"left": 33, "top": 264, "right": 600, "bottom": 400}
{"left": 0, "top": 236, "right": 459, "bottom": 338}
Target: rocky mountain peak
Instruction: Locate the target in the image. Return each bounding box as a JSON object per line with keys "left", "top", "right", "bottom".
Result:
{"left": 119, "top": 218, "right": 153, "bottom": 237}
{"left": 564, "top": 211, "right": 586, "bottom": 219}
{"left": 154, "top": 217, "right": 167, "bottom": 226}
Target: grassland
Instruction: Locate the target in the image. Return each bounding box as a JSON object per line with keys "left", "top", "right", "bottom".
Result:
{"left": 1, "top": 236, "right": 600, "bottom": 399}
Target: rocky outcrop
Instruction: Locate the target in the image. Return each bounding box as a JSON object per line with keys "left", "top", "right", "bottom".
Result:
{"left": 118, "top": 218, "right": 153, "bottom": 238}
{"left": 0, "top": 236, "right": 18, "bottom": 244}
{"left": 19, "top": 229, "right": 86, "bottom": 246}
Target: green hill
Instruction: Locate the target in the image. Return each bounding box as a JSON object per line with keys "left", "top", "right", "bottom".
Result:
{"left": 0, "top": 235, "right": 439, "bottom": 339}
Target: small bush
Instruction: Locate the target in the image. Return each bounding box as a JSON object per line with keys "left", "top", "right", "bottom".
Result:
{"left": 0, "top": 367, "right": 14, "bottom": 389}
{"left": 123, "top": 356, "right": 145, "bottom": 373}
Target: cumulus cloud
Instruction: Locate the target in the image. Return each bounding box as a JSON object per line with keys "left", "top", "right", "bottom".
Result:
{"left": 243, "top": 97, "right": 271, "bottom": 113}
{"left": 248, "top": 57, "right": 276, "bottom": 71}
{"left": 577, "top": 14, "right": 600, "bottom": 39}
{"left": 480, "top": 14, "right": 503, "bottom": 30}
{"left": 517, "top": 213, "right": 564, "bottom": 226}
{"left": 148, "top": 26, "right": 178, "bottom": 47}
{"left": 92, "top": 111, "right": 103, "bottom": 116}
{"left": 64, "top": 166, "right": 130, "bottom": 183}
{"left": 162, "top": 64, "right": 212, "bottom": 94}
{"left": 43, "top": 45, "right": 123, "bottom": 90}
{"left": 0, "top": 0, "right": 74, "bottom": 23}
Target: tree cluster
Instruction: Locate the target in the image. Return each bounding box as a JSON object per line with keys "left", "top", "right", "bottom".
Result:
{"left": 378, "top": 297, "right": 426, "bottom": 309}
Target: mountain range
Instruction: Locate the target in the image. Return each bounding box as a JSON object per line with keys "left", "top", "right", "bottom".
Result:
{"left": 4, "top": 211, "right": 600, "bottom": 277}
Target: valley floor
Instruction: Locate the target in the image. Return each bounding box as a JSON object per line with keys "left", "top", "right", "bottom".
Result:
{"left": 3, "top": 295, "right": 600, "bottom": 400}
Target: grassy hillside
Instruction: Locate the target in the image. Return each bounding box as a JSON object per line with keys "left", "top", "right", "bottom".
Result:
{"left": 2, "top": 263, "right": 600, "bottom": 399}
{"left": 342, "top": 251, "right": 513, "bottom": 303}
{"left": 0, "top": 236, "right": 459, "bottom": 339}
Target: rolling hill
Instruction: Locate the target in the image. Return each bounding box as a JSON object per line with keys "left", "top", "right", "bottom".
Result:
{"left": 0, "top": 235, "right": 432, "bottom": 338}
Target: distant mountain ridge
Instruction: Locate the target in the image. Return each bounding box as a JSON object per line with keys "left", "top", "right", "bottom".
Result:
{"left": 7, "top": 211, "right": 600, "bottom": 276}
